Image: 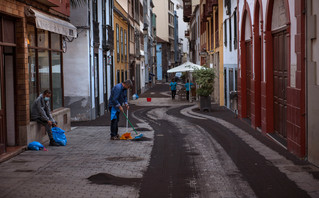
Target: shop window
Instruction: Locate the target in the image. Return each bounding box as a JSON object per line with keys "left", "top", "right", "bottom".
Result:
{"left": 38, "top": 50, "right": 50, "bottom": 92}
{"left": 51, "top": 33, "right": 61, "bottom": 50}
{"left": 27, "top": 24, "right": 63, "bottom": 110}
{"left": 37, "top": 29, "right": 49, "bottom": 48}
{"left": 52, "top": 52, "right": 62, "bottom": 109}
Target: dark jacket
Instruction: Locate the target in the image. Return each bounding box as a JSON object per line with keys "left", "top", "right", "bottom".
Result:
{"left": 108, "top": 83, "right": 128, "bottom": 110}
{"left": 30, "top": 94, "right": 55, "bottom": 122}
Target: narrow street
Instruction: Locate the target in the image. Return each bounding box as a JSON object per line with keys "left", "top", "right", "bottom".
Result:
{"left": 0, "top": 83, "right": 319, "bottom": 198}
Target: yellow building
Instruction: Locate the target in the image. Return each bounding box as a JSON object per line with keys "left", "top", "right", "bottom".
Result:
{"left": 114, "top": 0, "right": 129, "bottom": 84}
{"left": 201, "top": 0, "right": 224, "bottom": 106}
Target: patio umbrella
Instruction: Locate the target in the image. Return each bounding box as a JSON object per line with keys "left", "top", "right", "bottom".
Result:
{"left": 167, "top": 61, "right": 205, "bottom": 73}
{"left": 167, "top": 62, "right": 205, "bottom": 102}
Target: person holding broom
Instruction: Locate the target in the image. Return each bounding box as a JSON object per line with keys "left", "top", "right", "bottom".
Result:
{"left": 108, "top": 80, "right": 133, "bottom": 140}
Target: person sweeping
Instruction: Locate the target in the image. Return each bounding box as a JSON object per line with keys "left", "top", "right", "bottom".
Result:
{"left": 108, "top": 80, "right": 133, "bottom": 140}
{"left": 169, "top": 78, "right": 177, "bottom": 100}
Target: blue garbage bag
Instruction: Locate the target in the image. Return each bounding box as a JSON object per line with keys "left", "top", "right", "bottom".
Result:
{"left": 51, "top": 127, "right": 67, "bottom": 146}
{"left": 28, "top": 141, "right": 44, "bottom": 151}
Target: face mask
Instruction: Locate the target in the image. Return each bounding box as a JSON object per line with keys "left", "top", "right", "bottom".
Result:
{"left": 44, "top": 97, "right": 50, "bottom": 101}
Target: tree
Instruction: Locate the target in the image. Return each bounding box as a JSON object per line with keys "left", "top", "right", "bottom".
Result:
{"left": 193, "top": 68, "right": 215, "bottom": 97}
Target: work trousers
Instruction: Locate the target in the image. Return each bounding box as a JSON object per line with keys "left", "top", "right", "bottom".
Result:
{"left": 109, "top": 108, "right": 120, "bottom": 137}
{"left": 32, "top": 118, "right": 55, "bottom": 142}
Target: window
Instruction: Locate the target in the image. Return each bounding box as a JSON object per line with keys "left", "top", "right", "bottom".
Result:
{"left": 109, "top": 0, "right": 113, "bottom": 24}
{"left": 234, "top": 10, "right": 237, "bottom": 49}
{"left": 135, "top": 0, "right": 139, "bottom": 21}
{"left": 116, "top": 24, "right": 119, "bottom": 62}
{"left": 121, "top": 28, "right": 123, "bottom": 62}
{"left": 52, "top": 52, "right": 62, "bottom": 109}
{"left": 229, "top": 17, "right": 232, "bottom": 51}
{"left": 27, "top": 24, "right": 63, "bottom": 110}
{"left": 224, "top": 21, "right": 227, "bottom": 47}
{"left": 117, "top": 70, "right": 120, "bottom": 83}
{"left": 124, "top": 30, "right": 127, "bottom": 62}
{"left": 121, "top": 70, "right": 124, "bottom": 83}
{"left": 102, "top": 0, "right": 106, "bottom": 25}
{"left": 93, "top": 0, "right": 98, "bottom": 22}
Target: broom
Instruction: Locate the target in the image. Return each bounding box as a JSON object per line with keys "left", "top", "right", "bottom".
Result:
{"left": 122, "top": 110, "right": 143, "bottom": 140}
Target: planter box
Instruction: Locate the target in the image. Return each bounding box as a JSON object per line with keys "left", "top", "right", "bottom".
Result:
{"left": 199, "top": 96, "right": 211, "bottom": 112}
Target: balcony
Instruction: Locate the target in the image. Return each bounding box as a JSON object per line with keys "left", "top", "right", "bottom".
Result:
{"left": 102, "top": 25, "right": 114, "bottom": 51}
{"left": 93, "top": 21, "right": 99, "bottom": 45}
{"left": 183, "top": 0, "right": 192, "bottom": 22}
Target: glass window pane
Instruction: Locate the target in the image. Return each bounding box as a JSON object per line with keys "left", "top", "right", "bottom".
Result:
{"left": 52, "top": 52, "right": 62, "bottom": 109}
{"left": 28, "top": 49, "right": 37, "bottom": 107}
{"left": 37, "top": 29, "right": 49, "bottom": 48}
{"left": 27, "top": 24, "right": 36, "bottom": 47}
{"left": 38, "top": 50, "right": 50, "bottom": 93}
{"left": 51, "top": 33, "right": 61, "bottom": 50}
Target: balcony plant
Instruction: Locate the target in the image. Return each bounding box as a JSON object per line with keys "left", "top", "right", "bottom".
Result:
{"left": 193, "top": 67, "right": 215, "bottom": 111}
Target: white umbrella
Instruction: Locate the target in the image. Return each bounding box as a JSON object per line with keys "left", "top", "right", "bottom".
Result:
{"left": 167, "top": 62, "right": 205, "bottom": 102}
{"left": 167, "top": 61, "right": 205, "bottom": 73}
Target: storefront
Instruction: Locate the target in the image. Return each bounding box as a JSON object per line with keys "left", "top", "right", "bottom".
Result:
{"left": 0, "top": 1, "right": 76, "bottom": 156}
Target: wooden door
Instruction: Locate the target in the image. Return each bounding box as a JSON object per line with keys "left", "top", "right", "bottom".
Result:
{"left": 246, "top": 41, "right": 252, "bottom": 118}
{"left": 273, "top": 31, "right": 288, "bottom": 138}
{"left": 0, "top": 47, "right": 6, "bottom": 154}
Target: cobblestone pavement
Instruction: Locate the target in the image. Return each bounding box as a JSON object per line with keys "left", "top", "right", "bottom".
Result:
{"left": 0, "top": 125, "right": 154, "bottom": 198}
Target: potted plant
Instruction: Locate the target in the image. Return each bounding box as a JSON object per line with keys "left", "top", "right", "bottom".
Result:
{"left": 193, "top": 67, "right": 215, "bottom": 111}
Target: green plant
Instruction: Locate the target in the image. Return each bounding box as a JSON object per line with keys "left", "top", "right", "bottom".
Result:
{"left": 193, "top": 67, "right": 215, "bottom": 97}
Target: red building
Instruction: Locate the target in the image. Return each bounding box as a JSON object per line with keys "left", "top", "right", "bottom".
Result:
{"left": 238, "top": 0, "right": 306, "bottom": 158}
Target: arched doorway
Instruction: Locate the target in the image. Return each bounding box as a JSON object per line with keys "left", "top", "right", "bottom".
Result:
{"left": 253, "top": 0, "right": 263, "bottom": 128}
{"left": 265, "top": 0, "right": 290, "bottom": 139}
{"left": 239, "top": 2, "right": 253, "bottom": 120}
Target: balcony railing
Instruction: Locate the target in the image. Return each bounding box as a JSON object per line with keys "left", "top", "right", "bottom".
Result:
{"left": 93, "top": 21, "right": 100, "bottom": 45}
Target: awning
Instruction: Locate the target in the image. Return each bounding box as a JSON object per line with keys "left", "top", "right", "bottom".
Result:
{"left": 25, "top": 7, "right": 77, "bottom": 38}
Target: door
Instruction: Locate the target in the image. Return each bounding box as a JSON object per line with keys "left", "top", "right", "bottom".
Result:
{"left": 246, "top": 41, "right": 252, "bottom": 118}
{"left": 0, "top": 47, "right": 6, "bottom": 154}
{"left": 94, "top": 54, "right": 100, "bottom": 117}
{"left": 273, "top": 31, "right": 288, "bottom": 138}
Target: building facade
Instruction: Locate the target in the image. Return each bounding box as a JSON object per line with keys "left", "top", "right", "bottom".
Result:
{"left": 223, "top": 0, "right": 238, "bottom": 111}
{"left": 153, "top": 0, "right": 175, "bottom": 80}
{"left": 238, "top": 0, "right": 306, "bottom": 158}
{"left": 306, "top": 0, "right": 319, "bottom": 167}
{"left": 64, "top": 0, "right": 113, "bottom": 121}
{"left": 114, "top": 0, "right": 129, "bottom": 87}
{"left": 0, "top": 0, "right": 75, "bottom": 155}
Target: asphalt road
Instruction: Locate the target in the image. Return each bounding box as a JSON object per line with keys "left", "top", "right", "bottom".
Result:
{"left": 132, "top": 83, "right": 319, "bottom": 198}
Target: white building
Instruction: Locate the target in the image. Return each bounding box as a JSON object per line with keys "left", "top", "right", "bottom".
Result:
{"left": 223, "top": 0, "right": 238, "bottom": 110}
{"left": 64, "top": 0, "right": 114, "bottom": 121}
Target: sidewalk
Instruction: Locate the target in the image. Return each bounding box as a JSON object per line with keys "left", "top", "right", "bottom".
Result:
{"left": 0, "top": 125, "right": 154, "bottom": 198}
